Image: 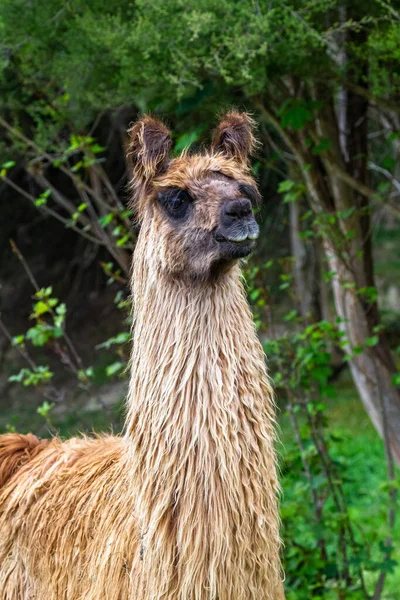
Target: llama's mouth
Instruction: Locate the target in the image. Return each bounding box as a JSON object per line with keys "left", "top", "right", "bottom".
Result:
{"left": 214, "top": 232, "right": 256, "bottom": 259}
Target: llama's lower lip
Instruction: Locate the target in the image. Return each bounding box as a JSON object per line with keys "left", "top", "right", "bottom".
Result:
{"left": 226, "top": 237, "right": 255, "bottom": 244}
{"left": 214, "top": 233, "right": 256, "bottom": 245}
{"left": 216, "top": 237, "right": 256, "bottom": 258}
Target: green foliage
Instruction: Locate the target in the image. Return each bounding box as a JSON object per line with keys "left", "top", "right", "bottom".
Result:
{"left": 245, "top": 262, "right": 399, "bottom": 598}
{"left": 278, "top": 179, "right": 307, "bottom": 204}
{"left": 0, "top": 0, "right": 398, "bottom": 144}
{"left": 8, "top": 365, "right": 53, "bottom": 387}
{"left": 25, "top": 287, "right": 64, "bottom": 347}
{"left": 36, "top": 401, "right": 56, "bottom": 429}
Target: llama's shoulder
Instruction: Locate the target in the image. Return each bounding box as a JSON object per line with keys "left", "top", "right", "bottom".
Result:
{"left": 0, "top": 434, "right": 138, "bottom": 599}
{"left": 0, "top": 434, "right": 127, "bottom": 516}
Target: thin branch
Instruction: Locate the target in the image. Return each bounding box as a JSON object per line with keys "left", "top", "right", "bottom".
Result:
{"left": 375, "top": 0, "right": 400, "bottom": 21}
{"left": 0, "top": 316, "right": 37, "bottom": 371}
{"left": 0, "top": 116, "right": 112, "bottom": 207}
{"left": 333, "top": 77, "right": 400, "bottom": 117}
{"left": 0, "top": 316, "right": 64, "bottom": 403}
{"left": 1, "top": 174, "right": 103, "bottom": 245}
{"left": 78, "top": 189, "right": 131, "bottom": 274}
{"left": 368, "top": 161, "right": 400, "bottom": 194}
{"left": 92, "top": 163, "right": 128, "bottom": 215}
{"left": 10, "top": 241, "right": 85, "bottom": 372}
{"left": 31, "top": 171, "right": 93, "bottom": 226}
{"left": 328, "top": 162, "right": 400, "bottom": 218}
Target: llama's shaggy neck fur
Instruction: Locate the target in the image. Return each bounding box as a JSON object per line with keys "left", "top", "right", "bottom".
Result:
{"left": 124, "top": 220, "right": 283, "bottom": 599}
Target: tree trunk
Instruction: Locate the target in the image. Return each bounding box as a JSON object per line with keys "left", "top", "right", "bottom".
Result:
{"left": 327, "top": 249, "right": 400, "bottom": 464}
{"left": 256, "top": 80, "right": 400, "bottom": 462}
{"left": 288, "top": 164, "right": 322, "bottom": 322}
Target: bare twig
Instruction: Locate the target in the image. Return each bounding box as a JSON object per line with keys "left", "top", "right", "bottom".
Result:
{"left": 368, "top": 161, "right": 400, "bottom": 193}
{"left": 10, "top": 240, "right": 85, "bottom": 373}
{"left": 1, "top": 174, "right": 103, "bottom": 245}
{"left": 0, "top": 116, "right": 113, "bottom": 207}
{"left": 31, "top": 170, "right": 93, "bottom": 225}
{"left": 0, "top": 316, "right": 64, "bottom": 403}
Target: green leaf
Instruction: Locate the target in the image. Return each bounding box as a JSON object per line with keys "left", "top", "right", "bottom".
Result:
{"left": 312, "top": 137, "right": 331, "bottom": 155}
{"left": 90, "top": 143, "right": 106, "bottom": 154}
{"left": 33, "top": 301, "right": 50, "bottom": 315}
{"left": 8, "top": 370, "right": 26, "bottom": 383}
{"left": 26, "top": 327, "right": 49, "bottom": 346}
{"left": 96, "top": 331, "right": 131, "bottom": 349}
{"left": 284, "top": 310, "right": 298, "bottom": 322}
{"left": 278, "top": 180, "right": 295, "bottom": 193}
{"left": 382, "top": 157, "right": 395, "bottom": 170}
{"left": 365, "top": 336, "right": 379, "bottom": 347}
{"left": 106, "top": 361, "right": 125, "bottom": 376}
{"left": 174, "top": 129, "right": 202, "bottom": 153}
{"left": 37, "top": 401, "right": 55, "bottom": 418}
{"left": 116, "top": 235, "right": 130, "bottom": 247}
{"left": 389, "top": 131, "right": 400, "bottom": 141}
{"left": 280, "top": 102, "right": 311, "bottom": 130}
{"left": 56, "top": 303, "right": 66, "bottom": 316}
{"left": 2, "top": 160, "right": 16, "bottom": 169}
{"left": 99, "top": 213, "right": 114, "bottom": 228}
{"left": 352, "top": 345, "right": 364, "bottom": 355}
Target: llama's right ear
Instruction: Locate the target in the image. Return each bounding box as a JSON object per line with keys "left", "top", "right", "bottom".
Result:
{"left": 127, "top": 116, "right": 172, "bottom": 215}
{"left": 211, "top": 111, "right": 256, "bottom": 166}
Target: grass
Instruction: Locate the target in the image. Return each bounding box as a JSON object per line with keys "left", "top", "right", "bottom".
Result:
{"left": 280, "top": 374, "right": 400, "bottom": 599}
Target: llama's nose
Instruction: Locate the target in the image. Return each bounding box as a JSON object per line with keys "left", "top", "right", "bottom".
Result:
{"left": 223, "top": 198, "right": 253, "bottom": 220}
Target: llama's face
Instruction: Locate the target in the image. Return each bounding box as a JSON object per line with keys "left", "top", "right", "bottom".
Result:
{"left": 129, "top": 112, "right": 261, "bottom": 280}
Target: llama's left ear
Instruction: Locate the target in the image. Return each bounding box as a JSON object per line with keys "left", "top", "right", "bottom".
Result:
{"left": 211, "top": 111, "right": 257, "bottom": 164}
{"left": 128, "top": 116, "right": 172, "bottom": 216}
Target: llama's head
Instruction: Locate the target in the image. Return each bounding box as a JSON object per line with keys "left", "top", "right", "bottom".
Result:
{"left": 128, "top": 111, "right": 261, "bottom": 281}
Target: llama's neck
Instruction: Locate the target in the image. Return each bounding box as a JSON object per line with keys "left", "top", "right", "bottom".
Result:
{"left": 124, "top": 240, "right": 282, "bottom": 599}
{"left": 126, "top": 261, "right": 275, "bottom": 456}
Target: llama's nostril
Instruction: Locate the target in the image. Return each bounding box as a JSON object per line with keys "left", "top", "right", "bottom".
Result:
{"left": 224, "top": 198, "right": 253, "bottom": 220}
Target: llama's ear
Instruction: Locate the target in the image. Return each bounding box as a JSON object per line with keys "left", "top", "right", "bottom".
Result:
{"left": 127, "top": 116, "right": 172, "bottom": 214}
{"left": 211, "top": 111, "right": 257, "bottom": 164}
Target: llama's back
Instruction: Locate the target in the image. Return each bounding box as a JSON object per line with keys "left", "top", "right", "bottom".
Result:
{"left": 0, "top": 433, "right": 51, "bottom": 488}
{"left": 0, "top": 433, "right": 139, "bottom": 600}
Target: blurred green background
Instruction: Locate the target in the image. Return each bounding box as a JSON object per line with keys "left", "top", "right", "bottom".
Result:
{"left": 1, "top": 1, "right": 400, "bottom": 598}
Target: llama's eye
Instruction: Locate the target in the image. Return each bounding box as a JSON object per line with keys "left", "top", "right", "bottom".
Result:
{"left": 169, "top": 196, "right": 184, "bottom": 211}
{"left": 158, "top": 188, "right": 193, "bottom": 219}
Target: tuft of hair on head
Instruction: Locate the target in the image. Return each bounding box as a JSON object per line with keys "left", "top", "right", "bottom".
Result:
{"left": 211, "top": 111, "right": 258, "bottom": 166}
{"left": 127, "top": 115, "right": 172, "bottom": 219}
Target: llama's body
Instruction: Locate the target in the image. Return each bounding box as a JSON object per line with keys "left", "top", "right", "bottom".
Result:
{"left": 0, "top": 112, "right": 284, "bottom": 599}
{"left": 0, "top": 436, "right": 133, "bottom": 600}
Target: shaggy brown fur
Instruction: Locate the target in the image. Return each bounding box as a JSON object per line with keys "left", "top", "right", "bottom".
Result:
{"left": 0, "top": 434, "right": 50, "bottom": 487}
{"left": 0, "top": 112, "right": 285, "bottom": 599}
{"left": 211, "top": 111, "right": 257, "bottom": 164}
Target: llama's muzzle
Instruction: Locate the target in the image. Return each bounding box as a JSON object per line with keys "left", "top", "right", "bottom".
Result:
{"left": 214, "top": 197, "right": 259, "bottom": 259}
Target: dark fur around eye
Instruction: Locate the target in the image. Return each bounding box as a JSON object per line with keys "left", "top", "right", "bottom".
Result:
{"left": 158, "top": 188, "right": 193, "bottom": 219}
{"left": 238, "top": 183, "right": 261, "bottom": 205}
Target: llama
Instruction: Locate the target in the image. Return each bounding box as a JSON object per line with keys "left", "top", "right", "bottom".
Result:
{"left": 0, "top": 112, "right": 285, "bottom": 599}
